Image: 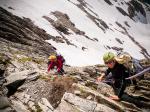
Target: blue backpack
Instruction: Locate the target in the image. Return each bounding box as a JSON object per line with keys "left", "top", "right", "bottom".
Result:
{"left": 116, "top": 51, "right": 144, "bottom": 75}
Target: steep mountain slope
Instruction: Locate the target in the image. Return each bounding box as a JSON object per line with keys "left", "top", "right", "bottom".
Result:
{"left": 0, "top": 0, "right": 150, "bottom": 66}
{"left": 0, "top": 7, "right": 56, "bottom": 59}
{"left": 0, "top": 1, "right": 150, "bottom": 112}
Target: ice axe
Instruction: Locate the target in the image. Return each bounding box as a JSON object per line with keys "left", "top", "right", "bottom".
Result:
{"left": 126, "top": 67, "right": 150, "bottom": 80}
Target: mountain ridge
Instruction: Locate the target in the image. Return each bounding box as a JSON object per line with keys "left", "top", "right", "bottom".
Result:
{"left": 0, "top": 4, "right": 150, "bottom": 111}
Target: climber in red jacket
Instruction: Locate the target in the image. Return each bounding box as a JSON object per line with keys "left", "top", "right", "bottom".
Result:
{"left": 47, "top": 54, "right": 65, "bottom": 75}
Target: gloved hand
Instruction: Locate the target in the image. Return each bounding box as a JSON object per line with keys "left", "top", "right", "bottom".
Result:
{"left": 97, "top": 73, "right": 105, "bottom": 82}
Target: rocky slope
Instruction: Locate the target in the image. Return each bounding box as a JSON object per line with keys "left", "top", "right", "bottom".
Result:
{"left": 0, "top": 5, "right": 150, "bottom": 112}
{"left": 0, "top": 51, "right": 150, "bottom": 112}
{"left": 0, "top": 7, "right": 57, "bottom": 57}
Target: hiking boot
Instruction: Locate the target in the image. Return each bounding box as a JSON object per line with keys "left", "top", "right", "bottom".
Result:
{"left": 129, "top": 85, "right": 136, "bottom": 93}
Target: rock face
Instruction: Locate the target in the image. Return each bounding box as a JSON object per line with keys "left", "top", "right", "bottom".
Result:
{"left": 0, "top": 7, "right": 56, "bottom": 57}
{"left": 0, "top": 54, "right": 14, "bottom": 111}
{"left": 1, "top": 52, "right": 150, "bottom": 112}
{"left": 0, "top": 6, "right": 56, "bottom": 112}
{"left": 43, "top": 10, "right": 96, "bottom": 45}
{"left": 61, "top": 92, "right": 116, "bottom": 112}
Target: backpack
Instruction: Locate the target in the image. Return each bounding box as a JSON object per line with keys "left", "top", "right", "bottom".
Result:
{"left": 115, "top": 52, "right": 144, "bottom": 75}
{"left": 56, "top": 54, "right": 65, "bottom": 63}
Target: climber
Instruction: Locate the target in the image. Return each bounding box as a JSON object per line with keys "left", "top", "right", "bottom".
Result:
{"left": 47, "top": 54, "right": 65, "bottom": 75}
{"left": 97, "top": 52, "right": 131, "bottom": 101}
{"left": 97, "top": 52, "right": 150, "bottom": 108}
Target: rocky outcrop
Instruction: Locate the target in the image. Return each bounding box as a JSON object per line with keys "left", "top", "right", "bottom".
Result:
{"left": 0, "top": 52, "right": 150, "bottom": 112}
{"left": 127, "top": 0, "right": 147, "bottom": 23}
{"left": 104, "top": 0, "right": 113, "bottom": 5}
{"left": 0, "top": 7, "right": 56, "bottom": 57}
{"left": 43, "top": 11, "right": 96, "bottom": 42}
{"left": 139, "top": 0, "right": 150, "bottom": 4}
{"left": 115, "top": 21, "right": 150, "bottom": 59}
{"left": 0, "top": 6, "right": 56, "bottom": 111}
{"left": 60, "top": 92, "right": 116, "bottom": 112}
{"left": 0, "top": 53, "right": 14, "bottom": 111}
{"left": 68, "top": 0, "right": 109, "bottom": 33}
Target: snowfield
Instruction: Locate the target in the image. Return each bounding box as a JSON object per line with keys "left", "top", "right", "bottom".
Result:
{"left": 0, "top": 0, "right": 150, "bottom": 66}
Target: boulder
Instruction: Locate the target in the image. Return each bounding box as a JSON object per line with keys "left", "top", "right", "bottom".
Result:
{"left": 5, "top": 70, "right": 37, "bottom": 85}
{"left": 0, "top": 96, "right": 11, "bottom": 109}
{"left": 63, "top": 92, "right": 116, "bottom": 112}
{"left": 54, "top": 100, "right": 82, "bottom": 112}
{"left": 73, "top": 83, "right": 125, "bottom": 111}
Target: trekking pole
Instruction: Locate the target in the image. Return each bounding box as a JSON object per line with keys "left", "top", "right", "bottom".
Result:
{"left": 126, "top": 67, "right": 150, "bottom": 80}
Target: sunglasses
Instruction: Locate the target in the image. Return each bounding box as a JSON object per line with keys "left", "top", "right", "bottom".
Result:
{"left": 105, "top": 60, "right": 114, "bottom": 64}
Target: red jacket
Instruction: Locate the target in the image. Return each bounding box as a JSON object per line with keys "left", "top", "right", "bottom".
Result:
{"left": 47, "top": 59, "right": 63, "bottom": 72}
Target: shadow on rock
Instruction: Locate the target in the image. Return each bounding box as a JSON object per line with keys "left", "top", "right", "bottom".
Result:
{"left": 6, "top": 79, "right": 26, "bottom": 97}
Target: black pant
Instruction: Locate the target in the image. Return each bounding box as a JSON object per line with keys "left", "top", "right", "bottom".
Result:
{"left": 103, "top": 74, "right": 150, "bottom": 108}
{"left": 121, "top": 93, "right": 150, "bottom": 108}
{"left": 57, "top": 68, "right": 64, "bottom": 75}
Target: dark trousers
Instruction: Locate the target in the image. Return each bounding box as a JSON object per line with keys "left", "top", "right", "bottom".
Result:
{"left": 58, "top": 68, "right": 64, "bottom": 75}
{"left": 103, "top": 74, "right": 150, "bottom": 108}
{"left": 121, "top": 93, "right": 150, "bottom": 108}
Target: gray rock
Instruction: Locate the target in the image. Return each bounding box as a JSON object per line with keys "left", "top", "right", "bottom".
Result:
{"left": 72, "top": 75, "right": 82, "bottom": 81}
{"left": 38, "top": 102, "right": 53, "bottom": 112}
{"left": 54, "top": 100, "right": 83, "bottom": 112}
{"left": 63, "top": 93, "right": 97, "bottom": 112}
{"left": 63, "top": 92, "right": 116, "bottom": 112}
{"left": 72, "top": 83, "right": 125, "bottom": 111}
{"left": 0, "top": 107, "right": 14, "bottom": 112}
{"left": 74, "top": 90, "right": 81, "bottom": 95}
{"left": 0, "top": 7, "right": 55, "bottom": 58}
{"left": 28, "top": 101, "right": 35, "bottom": 109}
{"left": 12, "top": 92, "right": 34, "bottom": 104}
{"left": 95, "top": 103, "right": 116, "bottom": 112}
{"left": 0, "top": 64, "right": 6, "bottom": 71}
{"left": 11, "top": 100, "right": 30, "bottom": 112}
{"left": 41, "top": 98, "right": 54, "bottom": 111}
{"left": 5, "top": 70, "right": 30, "bottom": 85}
{"left": 83, "top": 67, "right": 97, "bottom": 78}
{"left": 97, "top": 82, "right": 114, "bottom": 96}
{"left": 86, "top": 95, "right": 93, "bottom": 100}
{"left": 5, "top": 70, "right": 37, "bottom": 85}
{"left": 0, "top": 96, "right": 11, "bottom": 109}
{"left": 24, "top": 94, "right": 31, "bottom": 104}
{"left": 26, "top": 74, "right": 40, "bottom": 82}
{"left": 0, "top": 78, "right": 6, "bottom": 86}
